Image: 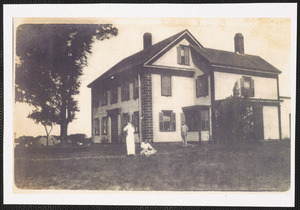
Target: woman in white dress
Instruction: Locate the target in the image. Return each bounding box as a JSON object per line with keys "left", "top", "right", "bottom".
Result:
{"left": 123, "top": 122, "right": 135, "bottom": 156}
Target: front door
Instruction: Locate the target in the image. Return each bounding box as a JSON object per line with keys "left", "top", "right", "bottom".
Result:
{"left": 111, "top": 114, "right": 118, "bottom": 143}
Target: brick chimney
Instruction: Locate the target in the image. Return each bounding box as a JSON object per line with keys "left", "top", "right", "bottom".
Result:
{"left": 234, "top": 33, "right": 244, "bottom": 54}
{"left": 143, "top": 32, "right": 152, "bottom": 49}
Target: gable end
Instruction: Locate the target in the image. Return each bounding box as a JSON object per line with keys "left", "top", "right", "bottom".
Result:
{"left": 144, "top": 30, "right": 203, "bottom": 66}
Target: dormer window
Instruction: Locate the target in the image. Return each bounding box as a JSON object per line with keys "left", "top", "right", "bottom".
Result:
{"left": 177, "top": 45, "right": 190, "bottom": 65}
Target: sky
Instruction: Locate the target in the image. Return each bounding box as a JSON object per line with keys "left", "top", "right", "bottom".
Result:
{"left": 14, "top": 18, "right": 292, "bottom": 138}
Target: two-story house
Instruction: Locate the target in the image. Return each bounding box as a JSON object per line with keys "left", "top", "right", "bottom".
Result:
{"left": 88, "top": 29, "right": 283, "bottom": 143}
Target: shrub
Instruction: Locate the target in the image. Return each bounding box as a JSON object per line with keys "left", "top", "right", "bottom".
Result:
{"left": 212, "top": 81, "right": 258, "bottom": 144}
{"left": 68, "top": 134, "right": 86, "bottom": 143}
{"left": 100, "top": 135, "right": 109, "bottom": 144}
{"left": 16, "top": 136, "right": 35, "bottom": 147}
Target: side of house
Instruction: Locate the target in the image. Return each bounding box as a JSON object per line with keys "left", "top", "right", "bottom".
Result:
{"left": 280, "top": 96, "right": 291, "bottom": 139}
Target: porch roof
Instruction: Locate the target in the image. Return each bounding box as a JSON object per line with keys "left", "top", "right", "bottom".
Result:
{"left": 182, "top": 105, "right": 210, "bottom": 112}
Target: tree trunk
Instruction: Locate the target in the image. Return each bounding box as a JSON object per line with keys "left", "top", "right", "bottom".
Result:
{"left": 60, "top": 87, "right": 68, "bottom": 142}
{"left": 43, "top": 124, "right": 50, "bottom": 146}
{"left": 46, "top": 134, "right": 49, "bottom": 146}
{"left": 60, "top": 121, "right": 68, "bottom": 143}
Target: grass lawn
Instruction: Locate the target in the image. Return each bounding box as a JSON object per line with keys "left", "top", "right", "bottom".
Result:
{"left": 14, "top": 140, "right": 290, "bottom": 191}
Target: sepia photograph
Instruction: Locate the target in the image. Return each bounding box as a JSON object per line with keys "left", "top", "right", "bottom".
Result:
{"left": 4, "top": 3, "right": 296, "bottom": 207}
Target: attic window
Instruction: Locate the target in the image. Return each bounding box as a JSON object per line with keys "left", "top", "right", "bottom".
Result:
{"left": 177, "top": 45, "right": 190, "bottom": 65}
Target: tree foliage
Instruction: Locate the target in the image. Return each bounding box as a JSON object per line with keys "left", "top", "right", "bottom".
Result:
{"left": 213, "top": 82, "right": 254, "bottom": 143}
{"left": 15, "top": 24, "right": 118, "bottom": 140}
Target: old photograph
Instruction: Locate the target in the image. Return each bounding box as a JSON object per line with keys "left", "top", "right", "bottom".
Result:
{"left": 4, "top": 3, "right": 296, "bottom": 207}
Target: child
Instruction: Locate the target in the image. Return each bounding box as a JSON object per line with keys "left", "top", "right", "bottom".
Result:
{"left": 140, "top": 139, "right": 157, "bottom": 157}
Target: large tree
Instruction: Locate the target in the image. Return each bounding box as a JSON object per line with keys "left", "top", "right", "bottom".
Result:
{"left": 15, "top": 24, "right": 118, "bottom": 141}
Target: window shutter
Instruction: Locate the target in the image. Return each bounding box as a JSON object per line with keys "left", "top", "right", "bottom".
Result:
{"left": 121, "top": 82, "right": 124, "bottom": 101}
{"left": 184, "top": 47, "right": 189, "bottom": 65}
{"left": 177, "top": 46, "right": 181, "bottom": 64}
{"left": 126, "top": 82, "right": 129, "bottom": 100}
{"left": 204, "top": 76, "right": 208, "bottom": 96}
{"left": 121, "top": 114, "right": 124, "bottom": 129}
{"left": 250, "top": 78, "right": 255, "bottom": 97}
{"left": 171, "top": 112, "right": 176, "bottom": 131}
{"left": 199, "top": 76, "right": 204, "bottom": 96}
{"left": 168, "top": 76, "right": 171, "bottom": 96}
{"left": 161, "top": 76, "right": 171, "bottom": 96}
{"left": 134, "top": 77, "right": 139, "bottom": 99}
{"left": 115, "top": 86, "right": 118, "bottom": 103}
{"left": 111, "top": 86, "right": 114, "bottom": 104}
{"left": 171, "top": 112, "right": 176, "bottom": 122}
{"left": 196, "top": 77, "right": 199, "bottom": 97}
{"left": 159, "top": 112, "right": 163, "bottom": 131}
{"left": 101, "top": 118, "right": 104, "bottom": 134}
{"left": 161, "top": 77, "right": 166, "bottom": 96}
{"left": 240, "top": 78, "right": 245, "bottom": 96}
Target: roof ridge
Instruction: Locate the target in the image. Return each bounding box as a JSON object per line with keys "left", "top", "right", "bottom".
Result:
{"left": 203, "top": 46, "right": 261, "bottom": 57}
{"left": 88, "top": 29, "right": 189, "bottom": 87}
{"left": 190, "top": 44, "right": 281, "bottom": 74}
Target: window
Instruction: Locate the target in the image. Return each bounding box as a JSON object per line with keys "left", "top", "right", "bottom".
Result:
{"left": 185, "top": 112, "right": 199, "bottom": 132}
{"left": 161, "top": 75, "right": 172, "bottom": 96}
{"left": 101, "top": 89, "right": 108, "bottom": 106}
{"left": 240, "top": 77, "right": 254, "bottom": 97}
{"left": 133, "top": 77, "right": 139, "bottom": 99}
{"left": 121, "top": 81, "right": 130, "bottom": 101}
{"left": 196, "top": 75, "right": 208, "bottom": 97}
{"left": 122, "top": 113, "right": 130, "bottom": 129}
{"left": 102, "top": 117, "right": 108, "bottom": 135}
{"left": 177, "top": 45, "right": 190, "bottom": 65}
{"left": 200, "top": 110, "right": 209, "bottom": 131}
{"left": 111, "top": 84, "right": 118, "bottom": 104}
{"left": 92, "top": 90, "right": 100, "bottom": 108}
{"left": 94, "top": 118, "right": 100, "bottom": 136}
{"left": 159, "top": 111, "right": 176, "bottom": 132}
{"left": 132, "top": 111, "right": 139, "bottom": 133}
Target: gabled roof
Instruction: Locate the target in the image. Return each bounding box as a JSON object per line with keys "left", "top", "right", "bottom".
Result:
{"left": 88, "top": 29, "right": 199, "bottom": 88}
{"left": 190, "top": 45, "right": 281, "bottom": 74}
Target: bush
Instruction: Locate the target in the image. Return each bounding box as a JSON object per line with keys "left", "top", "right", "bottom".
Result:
{"left": 213, "top": 96, "right": 255, "bottom": 143}
{"left": 100, "top": 135, "right": 109, "bottom": 144}
{"left": 68, "top": 134, "right": 86, "bottom": 143}
{"left": 16, "top": 136, "right": 35, "bottom": 147}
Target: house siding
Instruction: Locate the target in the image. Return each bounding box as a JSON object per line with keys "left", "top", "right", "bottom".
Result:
{"left": 193, "top": 69, "right": 211, "bottom": 106}
{"left": 263, "top": 106, "right": 280, "bottom": 139}
{"left": 92, "top": 83, "right": 140, "bottom": 143}
{"left": 152, "top": 74, "right": 195, "bottom": 142}
{"left": 280, "top": 97, "right": 291, "bottom": 139}
{"left": 214, "top": 71, "right": 278, "bottom": 100}
{"left": 154, "top": 39, "right": 194, "bottom": 69}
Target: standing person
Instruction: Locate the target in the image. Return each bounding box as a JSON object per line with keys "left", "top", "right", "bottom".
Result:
{"left": 181, "top": 121, "right": 189, "bottom": 146}
{"left": 123, "top": 121, "right": 135, "bottom": 156}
